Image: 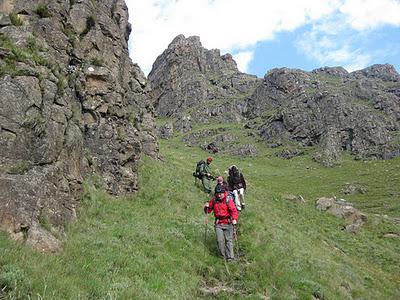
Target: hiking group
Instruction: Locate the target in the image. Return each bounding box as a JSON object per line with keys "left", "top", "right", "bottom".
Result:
{"left": 194, "top": 157, "right": 247, "bottom": 261}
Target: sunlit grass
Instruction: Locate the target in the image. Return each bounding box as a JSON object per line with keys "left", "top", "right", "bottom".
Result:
{"left": 0, "top": 123, "right": 399, "bottom": 299}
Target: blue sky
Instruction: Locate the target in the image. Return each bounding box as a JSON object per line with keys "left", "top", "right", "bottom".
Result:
{"left": 126, "top": 0, "right": 400, "bottom": 78}
{"left": 248, "top": 23, "right": 400, "bottom": 77}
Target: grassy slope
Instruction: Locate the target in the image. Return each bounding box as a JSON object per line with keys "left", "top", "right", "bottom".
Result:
{"left": 1, "top": 127, "right": 399, "bottom": 299}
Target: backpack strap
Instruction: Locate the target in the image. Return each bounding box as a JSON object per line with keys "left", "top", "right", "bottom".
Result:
{"left": 226, "top": 193, "right": 234, "bottom": 205}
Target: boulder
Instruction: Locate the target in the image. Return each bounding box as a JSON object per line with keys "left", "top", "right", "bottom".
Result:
{"left": 316, "top": 197, "right": 367, "bottom": 232}
{"left": 158, "top": 122, "right": 174, "bottom": 139}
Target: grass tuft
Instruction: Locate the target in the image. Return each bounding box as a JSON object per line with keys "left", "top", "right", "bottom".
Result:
{"left": 34, "top": 3, "right": 51, "bottom": 18}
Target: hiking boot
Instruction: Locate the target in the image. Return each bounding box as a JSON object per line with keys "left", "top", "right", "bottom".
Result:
{"left": 241, "top": 203, "right": 245, "bottom": 210}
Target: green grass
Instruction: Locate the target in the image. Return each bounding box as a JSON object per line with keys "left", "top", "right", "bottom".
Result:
{"left": 9, "top": 13, "right": 23, "bottom": 26}
{"left": 0, "top": 35, "right": 50, "bottom": 77}
{"left": 34, "top": 3, "right": 51, "bottom": 18}
{"left": 0, "top": 123, "right": 399, "bottom": 299}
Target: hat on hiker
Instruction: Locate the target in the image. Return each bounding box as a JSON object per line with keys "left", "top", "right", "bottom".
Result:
{"left": 215, "top": 185, "right": 225, "bottom": 194}
{"left": 207, "top": 156, "right": 213, "bottom": 162}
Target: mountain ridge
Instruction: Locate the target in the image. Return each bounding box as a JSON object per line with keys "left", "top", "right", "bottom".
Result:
{"left": 150, "top": 34, "right": 400, "bottom": 166}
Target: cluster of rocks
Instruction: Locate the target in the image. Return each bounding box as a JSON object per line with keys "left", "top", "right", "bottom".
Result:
{"left": 275, "top": 148, "right": 303, "bottom": 159}
{"left": 0, "top": 0, "right": 158, "bottom": 251}
{"left": 178, "top": 127, "right": 257, "bottom": 157}
{"left": 341, "top": 183, "right": 368, "bottom": 195}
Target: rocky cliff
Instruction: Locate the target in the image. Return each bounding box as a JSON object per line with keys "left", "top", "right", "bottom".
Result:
{"left": 149, "top": 35, "right": 260, "bottom": 126}
{"left": 0, "top": 0, "right": 158, "bottom": 251}
{"left": 250, "top": 65, "right": 400, "bottom": 165}
{"left": 151, "top": 35, "right": 400, "bottom": 166}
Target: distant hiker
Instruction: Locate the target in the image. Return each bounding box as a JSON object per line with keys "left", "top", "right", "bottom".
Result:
{"left": 200, "top": 157, "right": 214, "bottom": 194}
{"left": 215, "top": 176, "right": 229, "bottom": 191}
{"left": 193, "top": 157, "right": 214, "bottom": 193}
{"left": 204, "top": 185, "right": 238, "bottom": 261}
{"left": 228, "top": 165, "right": 247, "bottom": 211}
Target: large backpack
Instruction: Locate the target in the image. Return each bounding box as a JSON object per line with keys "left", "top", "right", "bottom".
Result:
{"left": 213, "top": 192, "right": 236, "bottom": 207}
{"left": 193, "top": 160, "right": 205, "bottom": 179}
{"left": 229, "top": 168, "right": 243, "bottom": 189}
{"left": 227, "top": 191, "right": 241, "bottom": 212}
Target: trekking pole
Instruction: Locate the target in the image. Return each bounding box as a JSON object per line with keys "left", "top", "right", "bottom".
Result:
{"left": 204, "top": 210, "right": 208, "bottom": 256}
{"left": 233, "top": 224, "right": 240, "bottom": 259}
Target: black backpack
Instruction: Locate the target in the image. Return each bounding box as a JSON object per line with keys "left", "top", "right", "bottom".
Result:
{"left": 229, "top": 168, "right": 240, "bottom": 183}
{"left": 193, "top": 160, "right": 205, "bottom": 179}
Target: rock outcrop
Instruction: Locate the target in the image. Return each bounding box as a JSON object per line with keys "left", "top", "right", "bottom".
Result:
{"left": 250, "top": 66, "right": 400, "bottom": 165}
{"left": 148, "top": 35, "right": 260, "bottom": 124}
{"left": 316, "top": 197, "right": 367, "bottom": 232}
{"left": 0, "top": 0, "right": 158, "bottom": 251}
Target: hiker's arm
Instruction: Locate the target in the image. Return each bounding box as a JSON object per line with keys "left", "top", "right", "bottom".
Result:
{"left": 204, "top": 198, "right": 214, "bottom": 214}
{"left": 241, "top": 174, "right": 247, "bottom": 190}
{"left": 204, "top": 164, "right": 212, "bottom": 177}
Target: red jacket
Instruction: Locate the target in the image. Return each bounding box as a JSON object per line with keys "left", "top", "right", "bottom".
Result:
{"left": 205, "top": 191, "right": 238, "bottom": 224}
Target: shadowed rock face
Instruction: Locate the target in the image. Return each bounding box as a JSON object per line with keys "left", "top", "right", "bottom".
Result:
{"left": 0, "top": 0, "right": 158, "bottom": 251}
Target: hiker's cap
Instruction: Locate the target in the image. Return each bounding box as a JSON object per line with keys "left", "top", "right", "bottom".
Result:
{"left": 215, "top": 185, "right": 225, "bottom": 194}
{"left": 207, "top": 156, "right": 213, "bottom": 162}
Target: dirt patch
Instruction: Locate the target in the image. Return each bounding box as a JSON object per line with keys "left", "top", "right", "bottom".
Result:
{"left": 199, "top": 284, "right": 236, "bottom": 297}
{"left": 383, "top": 232, "right": 400, "bottom": 238}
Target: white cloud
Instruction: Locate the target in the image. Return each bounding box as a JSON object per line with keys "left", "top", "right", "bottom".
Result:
{"left": 126, "top": 0, "right": 400, "bottom": 75}
{"left": 232, "top": 51, "right": 254, "bottom": 73}
{"left": 340, "top": 0, "right": 400, "bottom": 30}
{"left": 343, "top": 52, "right": 372, "bottom": 71}
{"left": 296, "top": 21, "right": 374, "bottom": 71}
{"left": 126, "top": 0, "right": 341, "bottom": 74}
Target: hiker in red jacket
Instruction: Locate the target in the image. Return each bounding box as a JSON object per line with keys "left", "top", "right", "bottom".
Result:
{"left": 204, "top": 185, "right": 238, "bottom": 261}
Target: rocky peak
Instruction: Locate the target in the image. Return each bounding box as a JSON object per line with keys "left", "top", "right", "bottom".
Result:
{"left": 0, "top": 0, "right": 158, "bottom": 251}
{"left": 169, "top": 34, "right": 202, "bottom": 49}
{"left": 351, "top": 64, "right": 399, "bottom": 81}
{"left": 151, "top": 34, "right": 238, "bottom": 78}
{"left": 312, "top": 66, "right": 349, "bottom": 77}
{"left": 149, "top": 34, "right": 259, "bottom": 118}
